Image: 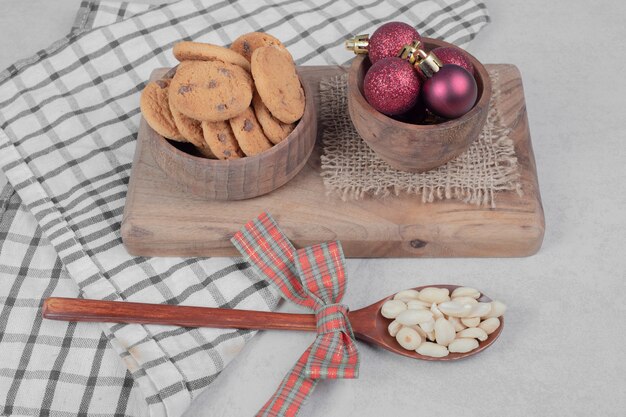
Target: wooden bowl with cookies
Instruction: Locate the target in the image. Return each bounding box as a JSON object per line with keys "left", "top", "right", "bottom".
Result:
{"left": 140, "top": 37, "right": 316, "bottom": 200}
{"left": 347, "top": 38, "right": 491, "bottom": 173}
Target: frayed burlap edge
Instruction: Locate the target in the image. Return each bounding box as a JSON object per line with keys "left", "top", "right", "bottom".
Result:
{"left": 319, "top": 70, "right": 522, "bottom": 208}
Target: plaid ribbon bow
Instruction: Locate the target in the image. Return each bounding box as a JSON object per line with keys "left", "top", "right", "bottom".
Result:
{"left": 232, "top": 213, "right": 360, "bottom": 417}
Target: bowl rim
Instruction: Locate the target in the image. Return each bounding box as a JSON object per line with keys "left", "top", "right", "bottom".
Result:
{"left": 154, "top": 71, "right": 314, "bottom": 166}
{"left": 348, "top": 37, "right": 492, "bottom": 130}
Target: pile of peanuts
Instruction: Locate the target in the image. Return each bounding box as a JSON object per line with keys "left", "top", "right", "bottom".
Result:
{"left": 381, "top": 287, "right": 505, "bottom": 358}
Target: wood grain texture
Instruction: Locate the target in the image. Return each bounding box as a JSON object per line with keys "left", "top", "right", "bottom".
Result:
{"left": 43, "top": 297, "right": 316, "bottom": 331}
{"left": 148, "top": 69, "right": 316, "bottom": 200}
{"left": 348, "top": 38, "right": 491, "bottom": 172}
{"left": 122, "top": 64, "right": 545, "bottom": 258}
{"left": 43, "top": 284, "right": 503, "bottom": 361}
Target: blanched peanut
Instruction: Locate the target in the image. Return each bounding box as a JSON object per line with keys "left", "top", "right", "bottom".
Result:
{"left": 407, "top": 300, "right": 430, "bottom": 310}
{"left": 457, "top": 327, "right": 488, "bottom": 342}
{"left": 434, "top": 317, "right": 456, "bottom": 346}
{"left": 396, "top": 309, "right": 433, "bottom": 326}
{"left": 381, "top": 300, "right": 407, "bottom": 319}
{"left": 479, "top": 317, "right": 501, "bottom": 334}
{"left": 417, "top": 342, "right": 449, "bottom": 358}
{"left": 451, "top": 287, "right": 481, "bottom": 299}
{"left": 453, "top": 296, "right": 478, "bottom": 306}
{"left": 431, "top": 303, "right": 444, "bottom": 319}
{"left": 448, "top": 338, "right": 479, "bottom": 353}
{"left": 468, "top": 302, "right": 492, "bottom": 318}
{"left": 387, "top": 320, "right": 402, "bottom": 337}
{"left": 447, "top": 316, "right": 466, "bottom": 332}
{"left": 409, "top": 325, "right": 428, "bottom": 340}
{"left": 461, "top": 317, "right": 480, "bottom": 328}
{"left": 396, "top": 326, "right": 422, "bottom": 350}
{"left": 393, "top": 289, "right": 420, "bottom": 302}
{"left": 484, "top": 300, "right": 507, "bottom": 318}
{"left": 418, "top": 287, "right": 450, "bottom": 304}
{"left": 438, "top": 301, "right": 472, "bottom": 317}
{"left": 419, "top": 318, "right": 435, "bottom": 333}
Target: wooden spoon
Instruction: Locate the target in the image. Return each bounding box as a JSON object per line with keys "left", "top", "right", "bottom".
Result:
{"left": 42, "top": 284, "right": 503, "bottom": 361}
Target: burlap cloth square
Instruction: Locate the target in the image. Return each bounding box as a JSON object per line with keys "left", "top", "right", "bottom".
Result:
{"left": 320, "top": 70, "right": 522, "bottom": 207}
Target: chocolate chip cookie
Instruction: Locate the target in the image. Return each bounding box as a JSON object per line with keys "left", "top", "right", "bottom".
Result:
{"left": 140, "top": 78, "right": 185, "bottom": 141}
{"left": 173, "top": 41, "right": 251, "bottom": 72}
{"left": 252, "top": 93, "right": 294, "bottom": 144}
{"left": 251, "top": 46, "right": 305, "bottom": 124}
{"left": 169, "top": 105, "right": 205, "bottom": 148}
{"left": 229, "top": 106, "right": 273, "bottom": 156}
{"left": 169, "top": 61, "right": 253, "bottom": 122}
{"left": 202, "top": 121, "right": 244, "bottom": 160}
{"left": 230, "top": 32, "right": 284, "bottom": 62}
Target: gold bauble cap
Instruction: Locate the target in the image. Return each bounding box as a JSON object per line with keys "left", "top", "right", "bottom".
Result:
{"left": 345, "top": 34, "right": 370, "bottom": 54}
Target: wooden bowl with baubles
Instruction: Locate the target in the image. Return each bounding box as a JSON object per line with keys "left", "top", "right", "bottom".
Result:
{"left": 345, "top": 23, "right": 491, "bottom": 173}
{"left": 140, "top": 37, "right": 316, "bottom": 200}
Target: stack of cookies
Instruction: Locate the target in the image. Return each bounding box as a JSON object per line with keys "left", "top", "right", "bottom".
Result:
{"left": 140, "top": 33, "right": 305, "bottom": 160}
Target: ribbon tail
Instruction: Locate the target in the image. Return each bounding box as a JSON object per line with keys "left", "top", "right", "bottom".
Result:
{"left": 231, "top": 212, "right": 315, "bottom": 309}
{"left": 256, "top": 347, "right": 318, "bottom": 417}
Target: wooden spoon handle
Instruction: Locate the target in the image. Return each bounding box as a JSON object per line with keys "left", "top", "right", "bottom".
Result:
{"left": 43, "top": 297, "right": 317, "bottom": 332}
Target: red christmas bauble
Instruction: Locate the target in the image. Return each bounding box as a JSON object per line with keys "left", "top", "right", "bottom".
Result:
{"left": 364, "top": 57, "right": 421, "bottom": 116}
{"left": 368, "top": 22, "right": 421, "bottom": 64}
{"left": 422, "top": 64, "right": 477, "bottom": 119}
{"left": 431, "top": 47, "right": 474, "bottom": 74}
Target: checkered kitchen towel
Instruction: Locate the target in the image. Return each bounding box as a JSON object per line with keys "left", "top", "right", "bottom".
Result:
{"left": 0, "top": 1, "right": 489, "bottom": 416}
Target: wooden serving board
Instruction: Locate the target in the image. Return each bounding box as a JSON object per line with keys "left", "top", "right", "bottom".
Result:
{"left": 122, "top": 64, "right": 544, "bottom": 258}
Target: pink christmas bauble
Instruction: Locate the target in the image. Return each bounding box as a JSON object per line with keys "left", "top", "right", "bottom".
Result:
{"left": 431, "top": 46, "right": 474, "bottom": 75}
{"left": 364, "top": 57, "right": 421, "bottom": 116}
{"left": 368, "top": 22, "right": 421, "bottom": 64}
{"left": 422, "top": 64, "right": 477, "bottom": 119}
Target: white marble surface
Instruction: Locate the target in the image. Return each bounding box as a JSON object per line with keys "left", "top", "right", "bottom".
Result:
{"left": 1, "top": 0, "right": 625, "bottom": 416}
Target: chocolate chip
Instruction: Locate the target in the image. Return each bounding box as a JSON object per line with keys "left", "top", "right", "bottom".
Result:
{"left": 223, "top": 150, "right": 231, "bottom": 157}
{"left": 218, "top": 67, "right": 232, "bottom": 77}
{"left": 155, "top": 80, "right": 168, "bottom": 88}
{"left": 217, "top": 133, "right": 226, "bottom": 143}
{"left": 208, "top": 80, "right": 217, "bottom": 88}
{"left": 178, "top": 84, "right": 192, "bottom": 95}
{"left": 216, "top": 104, "right": 226, "bottom": 111}
{"left": 242, "top": 41, "right": 250, "bottom": 55}
{"left": 243, "top": 120, "right": 253, "bottom": 132}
